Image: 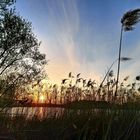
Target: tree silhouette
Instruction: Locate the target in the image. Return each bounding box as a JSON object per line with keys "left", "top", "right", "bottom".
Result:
{"left": 0, "top": 1, "right": 47, "bottom": 99}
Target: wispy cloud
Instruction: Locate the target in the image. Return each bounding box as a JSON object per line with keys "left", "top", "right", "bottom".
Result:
{"left": 41, "top": 0, "right": 80, "bottom": 83}
{"left": 36, "top": 0, "right": 140, "bottom": 84}
{"left": 41, "top": 0, "right": 120, "bottom": 84}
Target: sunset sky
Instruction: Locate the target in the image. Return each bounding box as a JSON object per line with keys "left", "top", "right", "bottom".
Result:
{"left": 16, "top": 0, "right": 140, "bottom": 84}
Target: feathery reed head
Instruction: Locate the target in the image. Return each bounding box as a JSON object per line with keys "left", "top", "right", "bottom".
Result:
{"left": 121, "top": 9, "right": 140, "bottom": 31}
{"left": 120, "top": 57, "right": 132, "bottom": 61}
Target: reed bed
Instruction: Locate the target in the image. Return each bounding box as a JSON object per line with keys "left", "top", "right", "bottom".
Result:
{"left": 1, "top": 73, "right": 140, "bottom": 140}
{"left": 0, "top": 106, "right": 140, "bottom": 140}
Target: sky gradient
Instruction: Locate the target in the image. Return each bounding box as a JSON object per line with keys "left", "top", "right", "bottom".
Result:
{"left": 16, "top": 0, "right": 140, "bottom": 84}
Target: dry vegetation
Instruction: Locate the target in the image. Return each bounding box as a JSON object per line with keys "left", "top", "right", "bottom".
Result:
{"left": 15, "top": 72, "right": 140, "bottom": 106}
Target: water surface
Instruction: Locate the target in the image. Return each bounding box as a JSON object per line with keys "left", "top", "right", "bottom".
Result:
{"left": 2, "top": 107, "right": 64, "bottom": 119}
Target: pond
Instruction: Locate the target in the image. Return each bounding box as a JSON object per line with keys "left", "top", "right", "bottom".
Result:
{"left": 1, "top": 106, "right": 135, "bottom": 120}
{"left": 1, "top": 107, "right": 65, "bottom": 119}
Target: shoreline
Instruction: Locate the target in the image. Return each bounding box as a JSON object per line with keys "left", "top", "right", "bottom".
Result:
{"left": 1, "top": 100, "right": 140, "bottom": 109}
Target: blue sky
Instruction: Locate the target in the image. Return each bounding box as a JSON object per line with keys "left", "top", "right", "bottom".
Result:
{"left": 16, "top": 0, "right": 140, "bottom": 84}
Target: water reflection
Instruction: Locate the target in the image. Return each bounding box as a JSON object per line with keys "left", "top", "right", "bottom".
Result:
{"left": 1, "top": 107, "right": 115, "bottom": 120}
{"left": 2, "top": 107, "right": 64, "bottom": 119}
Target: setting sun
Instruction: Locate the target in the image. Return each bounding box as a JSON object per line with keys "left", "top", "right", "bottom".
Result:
{"left": 39, "top": 95, "right": 45, "bottom": 103}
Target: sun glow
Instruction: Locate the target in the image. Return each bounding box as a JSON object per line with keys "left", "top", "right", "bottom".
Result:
{"left": 39, "top": 95, "right": 45, "bottom": 103}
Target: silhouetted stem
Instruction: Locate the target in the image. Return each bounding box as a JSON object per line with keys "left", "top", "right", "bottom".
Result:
{"left": 98, "top": 59, "right": 118, "bottom": 94}
{"left": 115, "top": 25, "right": 123, "bottom": 98}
